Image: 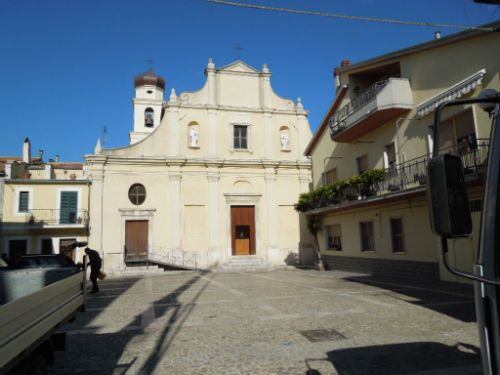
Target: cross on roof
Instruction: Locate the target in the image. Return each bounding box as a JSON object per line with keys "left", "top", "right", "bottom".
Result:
{"left": 145, "top": 57, "right": 155, "bottom": 69}
{"left": 232, "top": 42, "right": 244, "bottom": 60}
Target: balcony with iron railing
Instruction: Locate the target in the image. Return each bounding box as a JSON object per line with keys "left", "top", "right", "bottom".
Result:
{"left": 301, "top": 140, "right": 489, "bottom": 214}
{"left": 27, "top": 209, "right": 89, "bottom": 227}
{"left": 329, "top": 78, "right": 413, "bottom": 143}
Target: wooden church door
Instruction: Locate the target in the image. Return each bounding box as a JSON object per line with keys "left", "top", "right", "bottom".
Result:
{"left": 231, "top": 206, "right": 255, "bottom": 256}
{"left": 125, "top": 220, "right": 148, "bottom": 262}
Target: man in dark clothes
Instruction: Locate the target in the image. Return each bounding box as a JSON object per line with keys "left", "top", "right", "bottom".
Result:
{"left": 85, "top": 248, "right": 102, "bottom": 293}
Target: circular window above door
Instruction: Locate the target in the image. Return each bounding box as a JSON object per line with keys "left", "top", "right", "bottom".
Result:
{"left": 128, "top": 184, "right": 146, "bottom": 205}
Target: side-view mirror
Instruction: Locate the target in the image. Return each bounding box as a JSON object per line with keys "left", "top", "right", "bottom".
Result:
{"left": 427, "top": 154, "right": 472, "bottom": 238}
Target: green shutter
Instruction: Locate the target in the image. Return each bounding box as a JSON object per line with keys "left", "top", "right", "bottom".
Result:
{"left": 60, "top": 191, "right": 78, "bottom": 224}
{"left": 18, "top": 191, "right": 29, "bottom": 212}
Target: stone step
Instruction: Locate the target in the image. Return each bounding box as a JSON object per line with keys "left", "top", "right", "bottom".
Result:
{"left": 219, "top": 256, "right": 274, "bottom": 272}
{"left": 107, "top": 265, "right": 165, "bottom": 278}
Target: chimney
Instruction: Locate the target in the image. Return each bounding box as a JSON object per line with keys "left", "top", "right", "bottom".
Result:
{"left": 435, "top": 31, "right": 441, "bottom": 39}
{"left": 38, "top": 149, "right": 44, "bottom": 161}
{"left": 45, "top": 163, "right": 53, "bottom": 180}
{"left": 23, "top": 138, "right": 31, "bottom": 164}
{"left": 55, "top": 155, "right": 60, "bottom": 163}
{"left": 341, "top": 59, "right": 351, "bottom": 67}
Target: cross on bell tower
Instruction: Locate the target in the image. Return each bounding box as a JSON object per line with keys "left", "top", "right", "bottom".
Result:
{"left": 145, "top": 57, "right": 155, "bottom": 69}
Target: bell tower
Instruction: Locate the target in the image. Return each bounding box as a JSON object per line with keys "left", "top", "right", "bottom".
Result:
{"left": 130, "top": 68, "right": 166, "bottom": 144}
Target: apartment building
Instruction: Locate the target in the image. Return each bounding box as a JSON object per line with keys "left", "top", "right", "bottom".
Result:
{"left": 303, "top": 21, "right": 500, "bottom": 283}
{"left": 1, "top": 139, "right": 89, "bottom": 261}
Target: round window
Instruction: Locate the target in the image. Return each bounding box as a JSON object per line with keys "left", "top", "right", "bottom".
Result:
{"left": 128, "top": 184, "right": 146, "bottom": 205}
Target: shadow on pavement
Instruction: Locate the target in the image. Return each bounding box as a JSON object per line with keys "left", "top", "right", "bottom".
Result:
{"left": 306, "top": 341, "right": 481, "bottom": 375}
{"left": 343, "top": 275, "right": 476, "bottom": 322}
{"left": 53, "top": 271, "right": 211, "bottom": 374}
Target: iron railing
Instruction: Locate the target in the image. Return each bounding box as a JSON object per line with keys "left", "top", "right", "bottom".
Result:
{"left": 318, "top": 140, "right": 489, "bottom": 208}
{"left": 27, "top": 209, "right": 88, "bottom": 225}
{"left": 125, "top": 246, "right": 200, "bottom": 270}
{"left": 329, "top": 80, "right": 390, "bottom": 138}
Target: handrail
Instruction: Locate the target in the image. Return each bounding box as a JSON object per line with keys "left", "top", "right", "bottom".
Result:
{"left": 27, "top": 209, "right": 88, "bottom": 225}
{"left": 315, "top": 141, "right": 489, "bottom": 209}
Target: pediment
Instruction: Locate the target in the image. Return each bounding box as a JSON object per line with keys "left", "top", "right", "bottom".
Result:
{"left": 219, "top": 60, "right": 260, "bottom": 74}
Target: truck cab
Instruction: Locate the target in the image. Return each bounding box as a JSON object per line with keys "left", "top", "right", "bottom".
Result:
{"left": 427, "top": 89, "right": 500, "bottom": 374}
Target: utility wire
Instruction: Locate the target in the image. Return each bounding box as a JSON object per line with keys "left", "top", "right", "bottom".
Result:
{"left": 204, "top": 0, "right": 496, "bottom": 32}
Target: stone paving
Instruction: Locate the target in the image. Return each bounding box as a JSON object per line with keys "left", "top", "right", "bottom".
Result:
{"left": 51, "top": 269, "right": 482, "bottom": 375}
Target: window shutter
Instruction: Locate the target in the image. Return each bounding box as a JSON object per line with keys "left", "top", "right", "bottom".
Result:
{"left": 19, "top": 191, "right": 29, "bottom": 212}
{"left": 60, "top": 191, "right": 78, "bottom": 224}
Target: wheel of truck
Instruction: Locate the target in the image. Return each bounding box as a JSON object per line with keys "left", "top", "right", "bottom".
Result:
{"left": 24, "top": 352, "right": 47, "bottom": 375}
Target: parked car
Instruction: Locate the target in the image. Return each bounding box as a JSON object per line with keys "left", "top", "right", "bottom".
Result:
{"left": 16, "top": 241, "right": 88, "bottom": 269}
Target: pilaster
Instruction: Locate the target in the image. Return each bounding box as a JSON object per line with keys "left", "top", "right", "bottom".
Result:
{"left": 264, "top": 112, "right": 273, "bottom": 159}
{"left": 265, "top": 167, "right": 278, "bottom": 251}
{"left": 207, "top": 169, "right": 220, "bottom": 251}
{"left": 168, "top": 103, "right": 180, "bottom": 156}
{"left": 208, "top": 109, "right": 217, "bottom": 155}
{"left": 168, "top": 167, "right": 182, "bottom": 250}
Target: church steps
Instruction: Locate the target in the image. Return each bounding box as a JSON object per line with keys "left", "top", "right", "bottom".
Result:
{"left": 219, "top": 256, "right": 274, "bottom": 273}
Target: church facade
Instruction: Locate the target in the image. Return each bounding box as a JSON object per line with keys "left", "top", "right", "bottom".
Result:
{"left": 85, "top": 59, "right": 313, "bottom": 272}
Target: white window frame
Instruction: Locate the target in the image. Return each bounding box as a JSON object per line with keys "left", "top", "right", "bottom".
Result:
{"left": 57, "top": 188, "right": 82, "bottom": 224}
{"left": 15, "top": 187, "right": 33, "bottom": 216}
{"left": 39, "top": 236, "right": 56, "bottom": 255}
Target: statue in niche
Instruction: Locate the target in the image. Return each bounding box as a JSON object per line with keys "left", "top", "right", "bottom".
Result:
{"left": 280, "top": 130, "right": 289, "bottom": 150}
{"left": 190, "top": 127, "right": 198, "bottom": 147}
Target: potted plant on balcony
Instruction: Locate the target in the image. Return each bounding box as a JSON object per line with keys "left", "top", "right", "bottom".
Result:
{"left": 359, "top": 169, "right": 386, "bottom": 197}
{"left": 345, "top": 175, "right": 362, "bottom": 200}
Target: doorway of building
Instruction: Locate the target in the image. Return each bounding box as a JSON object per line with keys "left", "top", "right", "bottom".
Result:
{"left": 125, "top": 220, "right": 148, "bottom": 262}
{"left": 231, "top": 206, "right": 255, "bottom": 256}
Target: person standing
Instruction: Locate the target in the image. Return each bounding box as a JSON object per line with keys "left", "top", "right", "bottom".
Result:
{"left": 85, "top": 248, "right": 102, "bottom": 293}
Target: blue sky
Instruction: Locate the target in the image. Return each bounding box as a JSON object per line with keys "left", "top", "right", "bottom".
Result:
{"left": 1, "top": 0, "right": 498, "bottom": 162}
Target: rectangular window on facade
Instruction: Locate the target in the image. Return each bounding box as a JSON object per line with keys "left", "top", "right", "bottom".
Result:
{"left": 384, "top": 143, "right": 397, "bottom": 170}
{"left": 435, "top": 108, "right": 476, "bottom": 154}
{"left": 356, "top": 155, "right": 368, "bottom": 174}
{"left": 233, "top": 125, "right": 248, "bottom": 150}
{"left": 60, "top": 191, "right": 78, "bottom": 224}
{"left": 359, "top": 221, "right": 374, "bottom": 251}
{"left": 390, "top": 218, "right": 405, "bottom": 253}
{"left": 9, "top": 239, "right": 28, "bottom": 255}
{"left": 18, "top": 191, "right": 29, "bottom": 213}
{"left": 41, "top": 239, "right": 54, "bottom": 255}
{"left": 325, "top": 168, "right": 338, "bottom": 185}
{"left": 326, "top": 224, "right": 342, "bottom": 251}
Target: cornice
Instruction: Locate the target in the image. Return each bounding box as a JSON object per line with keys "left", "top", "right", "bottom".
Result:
{"left": 86, "top": 154, "right": 311, "bottom": 169}
{"left": 165, "top": 102, "right": 306, "bottom": 116}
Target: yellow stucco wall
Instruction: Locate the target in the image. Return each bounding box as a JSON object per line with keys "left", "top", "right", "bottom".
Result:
{"left": 307, "top": 28, "right": 499, "bottom": 283}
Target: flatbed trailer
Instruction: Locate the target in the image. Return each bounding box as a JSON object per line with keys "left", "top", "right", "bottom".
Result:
{"left": 0, "top": 265, "right": 86, "bottom": 374}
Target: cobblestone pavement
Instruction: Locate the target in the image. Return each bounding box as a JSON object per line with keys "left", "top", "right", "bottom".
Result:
{"left": 51, "top": 269, "right": 482, "bottom": 375}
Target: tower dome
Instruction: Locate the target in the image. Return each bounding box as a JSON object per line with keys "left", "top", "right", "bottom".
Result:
{"left": 134, "top": 68, "right": 166, "bottom": 89}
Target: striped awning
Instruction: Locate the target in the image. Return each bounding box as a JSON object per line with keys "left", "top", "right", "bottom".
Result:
{"left": 417, "top": 69, "right": 486, "bottom": 117}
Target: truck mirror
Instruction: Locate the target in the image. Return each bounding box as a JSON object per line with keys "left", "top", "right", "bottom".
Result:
{"left": 427, "top": 154, "right": 472, "bottom": 238}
